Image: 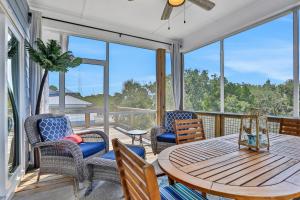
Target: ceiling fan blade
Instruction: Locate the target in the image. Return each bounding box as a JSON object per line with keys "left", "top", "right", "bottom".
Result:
{"left": 188, "top": 0, "right": 215, "bottom": 10}
{"left": 161, "top": 2, "right": 173, "bottom": 20}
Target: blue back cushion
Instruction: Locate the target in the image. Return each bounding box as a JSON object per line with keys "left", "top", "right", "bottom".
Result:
{"left": 164, "top": 111, "right": 194, "bottom": 132}
{"left": 38, "top": 117, "right": 72, "bottom": 142}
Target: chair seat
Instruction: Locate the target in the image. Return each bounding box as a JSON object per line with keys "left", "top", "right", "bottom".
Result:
{"left": 79, "top": 142, "right": 106, "bottom": 158}
{"left": 101, "top": 145, "right": 145, "bottom": 160}
{"left": 157, "top": 132, "right": 176, "bottom": 143}
{"left": 160, "top": 183, "right": 207, "bottom": 200}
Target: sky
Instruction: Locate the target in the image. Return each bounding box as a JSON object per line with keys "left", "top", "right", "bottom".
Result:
{"left": 185, "top": 13, "right": 293, "bottom": 85}
{"left": 49, "top": 12, "right": 294, "bottom": 96}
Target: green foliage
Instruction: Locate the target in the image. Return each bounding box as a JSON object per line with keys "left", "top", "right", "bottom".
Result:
{"left": 166, "top": 74, "right": 175, "bottom": 110}
{"left": 49, "top": 85, "right": 58, "bottom": 91}
{"left": 67, "top": 67, "right": 293, "bottom": 129}
{"left": 8, "top": 36, "right": 18, "bottom": 59}
{"left": 184, "top": 68, "right": 292, "bottom": 116}
{"left": 26, "top": 39, "right": 82, "bottom": 72}
{"left": 117, "top": 80, "right": 156, "bottom": 109}
{"left": 184, "top": 69, "right": 220, "bottom": 111}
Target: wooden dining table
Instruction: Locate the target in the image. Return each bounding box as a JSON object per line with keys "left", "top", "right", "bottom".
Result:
{"left": 158, "top": 133, "right": 300, "bottom": 200}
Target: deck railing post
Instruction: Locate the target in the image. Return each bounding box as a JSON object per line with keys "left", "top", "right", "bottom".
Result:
{"left": 85, "top": 113, "right": 90, "bottom": 128}
{"left": 220, "top": 115, "right": 225, "bottom": 136}
{"left": 215, "top": 114, "right": 221, "bottom": 137}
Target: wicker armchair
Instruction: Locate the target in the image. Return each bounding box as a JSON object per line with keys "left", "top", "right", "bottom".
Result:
{"left": 24, "top": 114, "right": 109, "bottom": 198}
{"left": 150, "top": 111, "right": 197, "bottom": 154}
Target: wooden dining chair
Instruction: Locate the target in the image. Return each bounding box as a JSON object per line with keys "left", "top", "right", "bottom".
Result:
{"left": 175, "top": 118, "right": 206, "bottom": 144}
{"left": 112, "top": 138, "right": 207, "bottom": 200}
{"left": 279, "top": 118, "right": 300, "bottom": 136}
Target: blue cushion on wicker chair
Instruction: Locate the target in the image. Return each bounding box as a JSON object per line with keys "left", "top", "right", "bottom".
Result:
{"left": 160, "top": 183, "right": 207, "bottom": 200}
{"left": 164, "top": 111, "right": 194, "bottom": 133}
{"left": 101, "top": 145, "right": 145, "bottom": 160}
{"left": 38, "top": 117, "right": 73, "bottom": 142}
{"left": 157, "top": 132, "right": 176, "bottom": 143}
{"left": 79, "top": 142, "right": 106, "bottom": 158}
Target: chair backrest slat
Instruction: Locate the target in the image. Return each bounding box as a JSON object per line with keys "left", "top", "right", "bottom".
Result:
{"left": 112, "top": 139, "right": 160, "bottom": 200}
{"left": 175, "top": 118, "right": 206, "bottom": 144}
{"left": 280, "top": 118, "right": 300, "bottom": 136}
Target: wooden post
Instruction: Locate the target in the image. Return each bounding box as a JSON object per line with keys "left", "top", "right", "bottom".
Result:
{"left": 215, "top": 114, "right": 221, "bottom": 137}
{"left": 220, "top": 115, "right": 225, "bottom": 136}
{"left": 156, "top": 49, "right": 166, "bottom": 126}
{"left": 130, "top": 113, "right": 134, "bottom": 128}
{"left": 85, "top": 113, "right": 90, "bottom": 128}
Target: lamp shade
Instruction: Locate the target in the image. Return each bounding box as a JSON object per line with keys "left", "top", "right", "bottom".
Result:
{"left": 168, "top": 0, "right": 185, "bottom": 7}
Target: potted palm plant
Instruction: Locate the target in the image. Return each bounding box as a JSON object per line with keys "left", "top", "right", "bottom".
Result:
{"left": 26, "top": 39, "right": 82, "bottom": 115}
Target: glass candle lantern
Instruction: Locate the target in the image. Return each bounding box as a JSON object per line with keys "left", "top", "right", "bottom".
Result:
{"left": 239, "top": 113, "right": 270, "bottom": 151}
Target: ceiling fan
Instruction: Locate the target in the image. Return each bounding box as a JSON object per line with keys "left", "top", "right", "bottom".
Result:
{"left": 161, "top": 0, "right": 215, "bottom": 20}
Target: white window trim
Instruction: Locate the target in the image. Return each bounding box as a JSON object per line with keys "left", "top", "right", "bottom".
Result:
{"left": 0, "top": 7, "right": 27, "bottom": 199}
{"left": 293, "top": 9, "right": 299, "bottom": 117}
{"left": 57, "top": 34, "right": 110, "bottom": 135}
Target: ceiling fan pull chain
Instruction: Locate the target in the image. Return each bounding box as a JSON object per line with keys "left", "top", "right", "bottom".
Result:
{"left": 184, "top": 2, "right": 186, "bottom": 24}
{"left": 168, "top": 19, "right": 171, "bottom": 30}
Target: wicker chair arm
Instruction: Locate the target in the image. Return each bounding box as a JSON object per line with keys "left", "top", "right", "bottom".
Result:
{"left": 150, "top": 126, "right": 164, "bottom": 138}
{"left": 34, "top": 140, "right": 84, "bottom": 165}
{"left": 150, "top": 126, "right": 164, "bottom": 155}
{"left": 76, "top": 130, "right": 109, "bottom": 152}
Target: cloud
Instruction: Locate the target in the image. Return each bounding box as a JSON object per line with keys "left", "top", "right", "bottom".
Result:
{"left": 225, "top": 45, "right": 293, "bottom": 81}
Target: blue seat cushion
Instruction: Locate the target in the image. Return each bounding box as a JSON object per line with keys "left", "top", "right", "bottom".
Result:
{"left": 157, "top": 132, "right": 176, "bottom": 143}
{"left": 38, "top": 117, "right": 72, "bottom": 142}
{"left": 160, "top": 183, "right": 207, "bottom": 200}
{"left": 79, "top": 142, "right": 106, "bottom": 158}
{"left": 101, "top": 145, "right": 145, "bottom": 160}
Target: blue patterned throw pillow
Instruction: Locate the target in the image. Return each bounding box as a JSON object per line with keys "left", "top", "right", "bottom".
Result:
{"left": 164, "top": 111, "right": 194, "bottom": 133}
{"left": 38, "top": 117, "right": 72, "bottom": 142}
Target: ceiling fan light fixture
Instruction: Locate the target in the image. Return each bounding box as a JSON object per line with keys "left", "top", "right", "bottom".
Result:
{"left": 168, "top": 0, "right": 185, "bottom": 7}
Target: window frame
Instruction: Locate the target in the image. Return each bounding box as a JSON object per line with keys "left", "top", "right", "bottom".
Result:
{"left": 183, "top": 8, "right": 300, "bottom": 117}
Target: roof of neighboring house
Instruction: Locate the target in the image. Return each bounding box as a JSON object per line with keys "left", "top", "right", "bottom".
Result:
{"left": 49, "top": 89, "right": 92, "bottom": 107}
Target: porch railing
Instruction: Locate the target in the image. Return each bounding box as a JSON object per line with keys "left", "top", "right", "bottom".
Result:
{"left": 196, "top": 112, "right": 283, "bottom": 139}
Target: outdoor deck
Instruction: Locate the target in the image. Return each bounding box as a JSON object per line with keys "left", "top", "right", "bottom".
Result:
{"left": 12, "top": 127, "right": 156, "bottom": 200}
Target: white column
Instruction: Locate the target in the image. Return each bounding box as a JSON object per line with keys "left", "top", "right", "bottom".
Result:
{"left": 220, "top": 40, "right": 225, "bottom": 113}
{"left": 0, "top": 11, "right": 8, "bottom": 198}
{"left": 104, "top": 43, "right": 110, "bottom": 135}
{"left": 59, "top": 34, "right": 68, "bottom": 114}
{"left": 293, "top": 10, "right": 299, "bottom": 118}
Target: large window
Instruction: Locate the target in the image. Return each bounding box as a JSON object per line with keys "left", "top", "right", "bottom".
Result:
{"left": 66, "top": 36, "right": 106, "bottom": 129}
{"left": 224, "top": 13, "right": 293, "bottom": 116}
{"left": 109, "top": 43, "right": 156, "bottom": 131}
{"left": 184, "top": 42, "right": 220, "bottom": 112}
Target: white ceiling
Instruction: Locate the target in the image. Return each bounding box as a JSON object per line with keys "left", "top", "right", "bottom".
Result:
{"left": 29, "top": 0, "right": 300, "bottom": 51}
